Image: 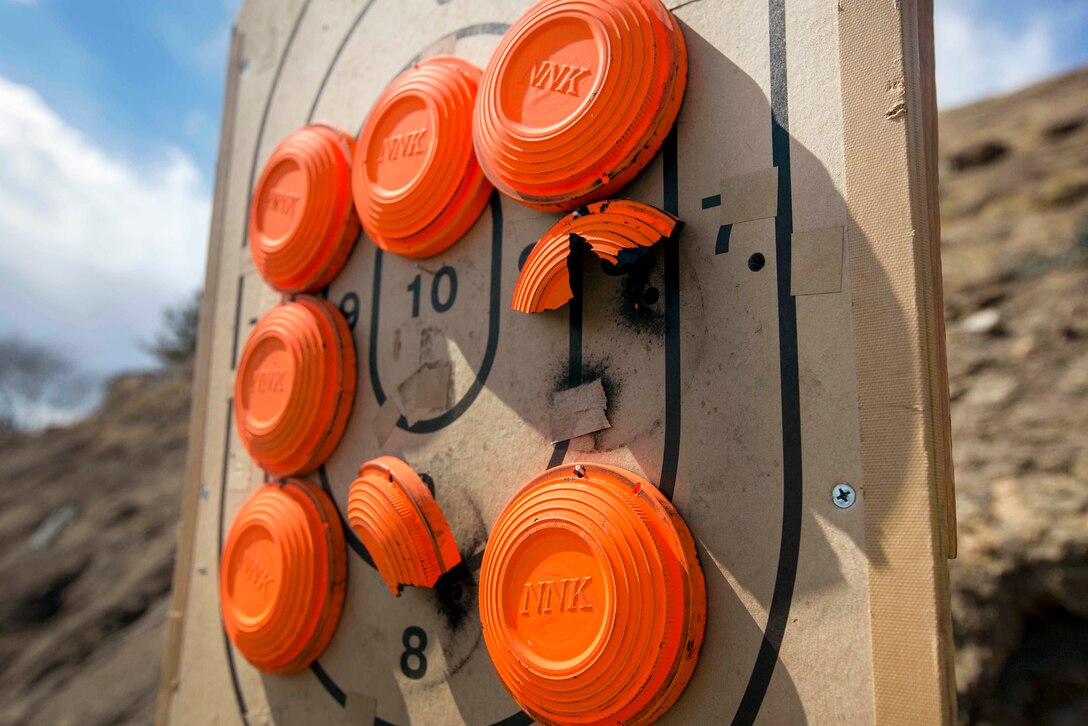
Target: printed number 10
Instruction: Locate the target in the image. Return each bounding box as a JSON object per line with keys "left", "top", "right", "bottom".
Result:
{"left": 407, "top": 266, "right": 458, "bottom": 317}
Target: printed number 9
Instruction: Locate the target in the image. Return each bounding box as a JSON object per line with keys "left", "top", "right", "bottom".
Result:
{"left": 338, "top": 292, "right": 359, "bottom": 330}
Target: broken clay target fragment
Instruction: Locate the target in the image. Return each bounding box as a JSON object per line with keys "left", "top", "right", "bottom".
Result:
{"left": 248, "top": 124, "right": 360, "bottom": 293}
{"left": 347, "top": 456, "right": 461, "bottom": 595}
{"left": 479, "top": 463, "right": 706, "bottom": 726}
{"left": 473, "top": 0, "right": 687, "bottom": 211}
{"left": 512, "top": 199, "right": 681, "bottom": 312}
{"left": 220, "top": 479, "right": 347, "bottom": 674}
{"left": 352, "top": 56, "right": 493, "bottom": 259}
{"left": 234, "top": 296, "right": 356, "bottom": 477}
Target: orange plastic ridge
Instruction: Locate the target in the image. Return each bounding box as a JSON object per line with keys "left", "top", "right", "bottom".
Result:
{"left": 352, "top": 56, "right": 493, "bottom": 259}
{"left": 220, "top": 479, "right": 347, "bottom": 674}
{"left": 473, "top": 0, "right": 687, "bottom": 211}
{"left": 479, "top": 463, "right": 706, "bottom": 726}
{"left": 512, "top": 199, "right": 681, "bottom": 313}
{"left": 346, "top": 456, "right": 461, "bottom": 595}
{"left": 234, "top": 296, "right": 356, "bottom": 477}
{"left": 248, "top": 124, "right": 360, "bottom": 293}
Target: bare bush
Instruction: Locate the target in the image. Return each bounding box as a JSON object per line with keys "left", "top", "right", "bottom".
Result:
{"left": 0, "top": 337, "right": 91, "bottom": 430}
{"left": 142, "top": 289, "right": 201, "bottom": 365}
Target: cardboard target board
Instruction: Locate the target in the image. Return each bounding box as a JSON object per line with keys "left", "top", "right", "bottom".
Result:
{"left": 160, "top": 1, "right": 957, "bottom": 724}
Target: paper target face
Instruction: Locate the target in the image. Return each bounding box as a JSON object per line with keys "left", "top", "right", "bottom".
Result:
{"left": 171, "top": 1, "right": 893, "bottom": 724}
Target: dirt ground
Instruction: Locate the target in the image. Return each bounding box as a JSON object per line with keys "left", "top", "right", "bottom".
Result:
{"left": 0, "top": 69, "right": 1085, "bottom": 725}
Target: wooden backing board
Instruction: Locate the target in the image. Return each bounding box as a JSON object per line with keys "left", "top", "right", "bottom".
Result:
{"left": 159, "top": 1, "right": 956, "bottom": 724}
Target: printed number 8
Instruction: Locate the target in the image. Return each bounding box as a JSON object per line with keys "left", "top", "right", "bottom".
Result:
{"left": 400, "top": 626, "right": 428, "bottom": 679}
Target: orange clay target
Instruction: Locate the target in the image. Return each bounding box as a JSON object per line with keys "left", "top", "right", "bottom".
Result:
{"left": 473, "top": 0, "right": 687, "bottom": 211}
{"left": 220, "top": 479, "right": 347, "bottom": 674}
{"left": 513, "top": 199, "right": 681, "bottom": 312}
{"left": 479, "top": 463, "right": 706, "bottom": 726}
{"left": 234, "top": 296, "right": 356, "bottom": 477}
{"left": 352, "top": 56, "right": 493, "bottom": 259}
{"left": 248, "top": 125, "right": 360, "bottom": 293}
{"left": 346, "top": 455, "right": 461, "bottom": 595}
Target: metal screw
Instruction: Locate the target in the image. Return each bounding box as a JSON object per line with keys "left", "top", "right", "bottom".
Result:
{"left": 832, "top": 483, "right": 856, "bottom": 509}
{"left": 573, "top": 465, "right": 588, "bottom": 478}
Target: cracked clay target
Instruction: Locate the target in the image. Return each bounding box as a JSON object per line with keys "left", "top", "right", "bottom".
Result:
{"left": 479, "top": 463, "right": 706, "bottom": 726}
{"left": 347, "top": 455, "right": 462, "bottom": 595}
{"left": 473, "top": 0, "right": 687, "bottom": 211}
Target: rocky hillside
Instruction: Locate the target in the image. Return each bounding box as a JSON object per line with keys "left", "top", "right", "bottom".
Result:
{"left": 0, "top": 68, "right": 1085, "bottom": 725}
{"left": 940, "top": 67, "right": 1088, "bottom": 724}
{"left": 0, "top": 366, "right": 191, "bottom": 725}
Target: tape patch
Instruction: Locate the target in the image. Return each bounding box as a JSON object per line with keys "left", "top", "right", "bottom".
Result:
{"left": 550, "top": 378, "right": 611, "bottom": 442}
{"left": 791, "top": 226, "right": 845, "bottom": 296}
{"left": 719, "top": 167, "right": 779, "bottom": 225}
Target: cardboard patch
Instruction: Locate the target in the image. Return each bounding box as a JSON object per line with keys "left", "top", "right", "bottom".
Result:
{"left": 719, "top": 167, "right": 779, "bottom": 225}
{"left": 791, "top": 226, "right": 845, "bottom": 296}
{"left": 396, "top": 362, "right": 452, "bottom": 425}
{"left": 549, "top": 378, "right": 611, "bottom": 442}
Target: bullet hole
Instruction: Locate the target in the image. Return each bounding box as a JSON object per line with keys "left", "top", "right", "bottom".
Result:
{"left": 433, "top": 563, "right": 473, "bottom": 632}
{"left": 748, "top": 253, "right": 766, "bottom": 272}
{"left": 420, "top": 473, "right": 436, "bottom": 497}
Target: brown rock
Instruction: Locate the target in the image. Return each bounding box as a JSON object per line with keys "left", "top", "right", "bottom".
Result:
{"left": 942, "top": 67, "right": 1088, "bottom": 724}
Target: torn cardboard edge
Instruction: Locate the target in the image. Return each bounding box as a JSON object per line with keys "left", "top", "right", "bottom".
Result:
{"left": 550, "top": 378, "right": 611, "bottom": 442}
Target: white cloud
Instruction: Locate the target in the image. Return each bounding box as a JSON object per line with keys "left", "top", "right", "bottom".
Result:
{"left": 0, "top": 73, "right": 210, "bottom": 374}
{"left": 935, "top": 0, "right": 1061, "bottom": 107}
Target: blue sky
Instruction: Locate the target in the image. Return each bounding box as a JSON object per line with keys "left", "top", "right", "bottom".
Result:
{"left": 0, "top": 0, "right": 235, "bottom": 189}
{"left": 0, "top": 0, "right": 1085, "bottom": 384}
{"left": 935, "top": 0, "right": 1088, "bottom": 107}
{"left": 0, "top": 0, "right": 238, "bottom": 382}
